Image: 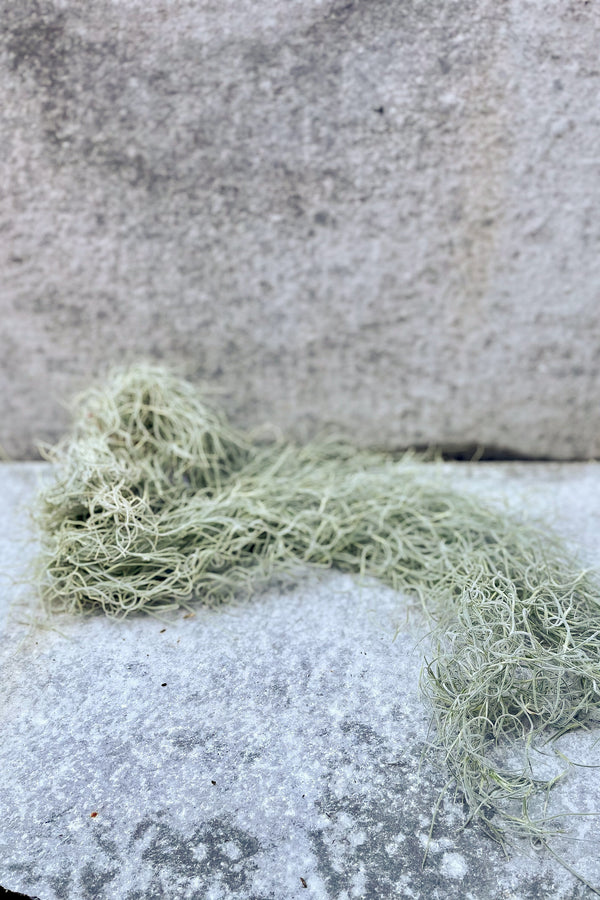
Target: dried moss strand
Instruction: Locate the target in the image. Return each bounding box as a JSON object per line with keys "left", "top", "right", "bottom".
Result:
{"left": 33, "top": 364, "right": 600, "bottom": 853}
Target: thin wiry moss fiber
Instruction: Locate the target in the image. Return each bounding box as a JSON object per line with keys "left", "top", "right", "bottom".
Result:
{"left": 34, "top": 364, "right": 600, "bottom": 860}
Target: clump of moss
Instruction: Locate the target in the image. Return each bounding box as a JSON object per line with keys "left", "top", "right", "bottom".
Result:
{"left": 33, "top": 364, "right": 600, "bottom": 855}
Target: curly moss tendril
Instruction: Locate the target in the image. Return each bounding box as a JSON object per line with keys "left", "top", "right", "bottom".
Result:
{"left": 33, "top": 363, "right": 600, "bottom": 860}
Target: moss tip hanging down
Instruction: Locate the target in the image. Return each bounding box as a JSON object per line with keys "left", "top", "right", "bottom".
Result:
{"left": 32, "top": 363, "right": 600, "bottom": 867}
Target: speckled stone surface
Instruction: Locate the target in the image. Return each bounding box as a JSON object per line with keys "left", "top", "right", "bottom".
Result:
{"left": 1, "top": 462, "right": 600, "bottom": 899}
{"left": 2, "top": 1, "right": 600, "bottom": 459}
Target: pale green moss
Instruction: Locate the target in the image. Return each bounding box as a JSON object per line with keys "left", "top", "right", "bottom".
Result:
{"left": 33, "top": 363, "right": 600, "bottom": 861}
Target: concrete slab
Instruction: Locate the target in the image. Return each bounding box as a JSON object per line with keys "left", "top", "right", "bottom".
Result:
{"left": 2, "top": 2, "right": 600, "bottom": 460}
{"left": 1, "top": 462, "right": 600, "bottom": 899}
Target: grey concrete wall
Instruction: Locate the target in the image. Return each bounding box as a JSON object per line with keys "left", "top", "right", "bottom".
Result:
{"left": 1, "top": 0, "right": 599, "bottom": 459}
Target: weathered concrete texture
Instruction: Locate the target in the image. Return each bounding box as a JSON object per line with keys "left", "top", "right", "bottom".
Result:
{"left": 1, "top": 462, "right": 600, "bottom": 899}
{"left": 1, "top": 1, "right": 600, "bottom": 459}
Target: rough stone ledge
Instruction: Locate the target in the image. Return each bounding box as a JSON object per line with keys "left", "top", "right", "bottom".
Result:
{"left": 1, "top": 462, "right": 599, "bottom": 899}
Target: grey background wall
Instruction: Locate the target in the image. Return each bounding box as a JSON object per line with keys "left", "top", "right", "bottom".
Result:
{"left": 1, "top": 0, "right": 599, "bottom": 460}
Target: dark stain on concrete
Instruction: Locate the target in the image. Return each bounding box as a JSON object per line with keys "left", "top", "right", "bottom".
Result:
{"left": 308, "top": 753, "right": 569, "bottom": 900}
{"left": 79, "top": 861, "right": 119, "bottom": 900}
{"left": 6, "top": 9, "right": 70, "bottom": 85}
{"left": 4, "top": 862, "right": 67, "bottom": 900}
{"left": 127, "top": 815, "right": 263, "bottom": 897}
{"left": 47, "top": 872, "right": 73, "bottom": 900}
{"left": 171, "top": 730, "right": 210, "bottom": 752}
